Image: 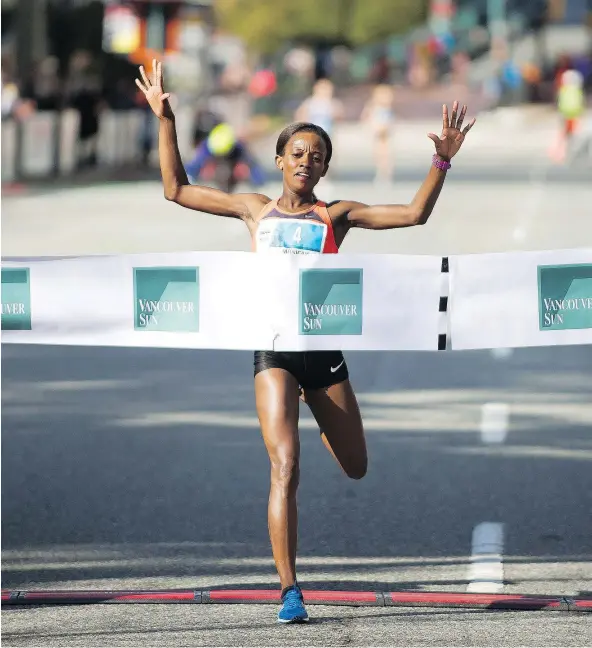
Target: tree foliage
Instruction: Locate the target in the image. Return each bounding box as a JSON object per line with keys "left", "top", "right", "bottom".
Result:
{"left": 214, "top": 0, "right": 428, "bottom": 54}
{"left": 348, "top": 0, "right": 429, "bottom": 46}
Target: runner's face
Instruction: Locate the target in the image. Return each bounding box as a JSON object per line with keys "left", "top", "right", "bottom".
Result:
{"left": 277, "top": 132, "right": 328, "bottom": 193}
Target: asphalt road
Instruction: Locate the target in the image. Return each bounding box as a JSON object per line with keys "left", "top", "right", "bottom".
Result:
{"left": 2, "top": 175, "right": 592, "bottom": 647}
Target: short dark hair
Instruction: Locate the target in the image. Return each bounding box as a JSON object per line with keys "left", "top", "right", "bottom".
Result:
{"left": 276, "top": 122, "right": 333, "bottom": 164}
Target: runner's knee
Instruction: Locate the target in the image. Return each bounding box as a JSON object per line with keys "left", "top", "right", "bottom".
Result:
{"left": 270, "top": 451, "right": 300, "bottom": 492}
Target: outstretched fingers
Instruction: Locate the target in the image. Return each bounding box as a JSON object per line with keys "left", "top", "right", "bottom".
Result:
{"left": 158, "top": 60, "right": 165, "bottom": 88}
{"left": 442, "top": 103, "right": 449, "bottom": 131}
{"left": 139, "top": 65, "right": 151, "bottom": 89}
{"left": 151, "top": 59, "right": 159, "bottom": 86}
{"left": 455, "top": 104, "right": 467, "bottom": 130}
{"left": 449, "top": 100, "right": 459, "bottom": 128}
{"left": 462, "top": 117, "right": 477, "bottom": 135}
{"left": 135, "top": 78, "right": 147, "bottom": 94}
{"left": 447, "top": 102, "right": 477, "bottom": 133}
{"left": 443, "top": 102, "right": 474, "bottom": 130}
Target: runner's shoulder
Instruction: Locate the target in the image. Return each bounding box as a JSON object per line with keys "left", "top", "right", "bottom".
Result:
{"left": 326, "top": 199, "right": 367, "bottom": 224}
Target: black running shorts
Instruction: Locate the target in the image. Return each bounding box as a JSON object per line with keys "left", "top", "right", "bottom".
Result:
{"left": 253, "top": 350, "right": 349, "bottom": 390}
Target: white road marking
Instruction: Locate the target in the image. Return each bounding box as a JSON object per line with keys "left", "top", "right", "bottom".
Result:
{"left": 467, "top": 522, "right": 505, "bottom": 593}
{"left": 490, "top": 347, "right": 514, "bottom": 360}
{"left": 512, "top": 165, "right": 550, "bottom": 242}
{"left": 480, "top": 402, "right": 509, "bottom": 444}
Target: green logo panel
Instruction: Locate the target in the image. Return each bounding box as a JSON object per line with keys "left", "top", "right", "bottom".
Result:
{"left": 134, "top": 267, "right": 199, "bottom": 332}
{"left": 537, "top": 264, "right": 592, "bottom": 331}
{"left": 299, "top": 268, "right": 363, "bottom": 335}
{"left": 1, "top": 268, "right": 32, "bottom": 330}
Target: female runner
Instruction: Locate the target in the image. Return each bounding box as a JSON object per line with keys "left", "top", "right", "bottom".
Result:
{"left": 136, "top": 60, "right": 476, "bottom": 623}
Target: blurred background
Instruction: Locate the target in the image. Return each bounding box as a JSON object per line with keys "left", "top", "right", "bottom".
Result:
{"left": 2, "top": 0, "right": 591, "bottom": 187}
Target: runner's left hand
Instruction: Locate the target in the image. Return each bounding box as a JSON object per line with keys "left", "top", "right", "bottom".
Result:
{"left": 135, "top": 59, "right": 173, "bottom": 121}
{"left": 428, "top": 101, "right": 476, "bottom": 161}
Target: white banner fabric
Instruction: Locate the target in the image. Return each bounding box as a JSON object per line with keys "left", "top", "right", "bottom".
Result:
{"left": 1, "top": 252, "right": 443, "bottom": 352}
{"left": 449, "top": 248, "right": 592, "bottom": 350}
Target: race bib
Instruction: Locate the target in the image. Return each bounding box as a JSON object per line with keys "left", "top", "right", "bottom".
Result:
{"left": 256, "top": 218, "right": 327, "bottom": 255}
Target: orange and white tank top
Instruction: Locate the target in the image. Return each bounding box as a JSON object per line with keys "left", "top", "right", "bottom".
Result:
{"left": 253, "top": 199, "right": 338, "bottom": 255}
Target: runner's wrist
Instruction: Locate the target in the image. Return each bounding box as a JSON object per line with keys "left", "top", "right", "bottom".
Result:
{"left": 432, "top": 154, "right": 451, "bottom": 170}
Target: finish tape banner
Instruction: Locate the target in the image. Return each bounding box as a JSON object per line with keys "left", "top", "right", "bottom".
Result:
{"left": 0, "top": 252, "right": 443, "bottom": 352}
{"left": 449, "top": 248, "right": 592, "bottom": 350}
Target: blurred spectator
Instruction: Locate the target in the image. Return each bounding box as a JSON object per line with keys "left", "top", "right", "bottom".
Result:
{"left": 499, "top": 59, "right": 523, "bottom": 105}
{"left": 329, "top": 46, "right": 353, "bottom": 87}
{"left": 219, "top": 56, "right": 251, "bottom": 93}
{"left": 553, "top": 53, "right": 574, "bottom": 92}
{"left": 192, "top": 104, "right": 224, "bottom": 148}
{"left": 549, "top": 68, "right": 586, "bottom": 163}
{"left": 107, "top": 79, "right": 138, "bottom": 110}
{"left": 360, "top": 84, "right": 396, "bottom": 183}
{"left": 370, "top": 53, "right": 390, "bottom": 85}
{"left": 22, "top": 56, "right": 61, "bottom": 111}
{"left": 248, "top": 69, "right": 277, "bottom": 99}
{"left": 133, "top": 85, "right": 155, "bottom": 166}
{"left": 558, "top": 69, "right": 585, "bottom": 127}
{"left": 450, "top": 52, "right": 471, "bottom": 89}
{"left": 314, "top": 47, "right": 333, "bottom": 81}
{"left": 64, "top": 50, "right": 103, "bottom": 169}
{"left": 185, "top": 121, "right": 265, "bottom": 189}
{"left": 2, "top": 67, "right": 21, "bottom": 119}
{"left": 407, "top": 43, "right": 433, "bottom": 89}
{"left": 1, "top": 58, "right": 36, "bottom": 120}
{"left": 294, "top": 78, "right": 344, "bottom": 137}
{"left": 284, "top": 47, "right": 315, "bottom": 81}
{"left": 522, "top": 62, "right": 543, "bottom": 103}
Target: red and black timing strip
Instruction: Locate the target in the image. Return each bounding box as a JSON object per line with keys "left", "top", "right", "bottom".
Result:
{"left": 2, "top": 589, "right": 591, "bottom": 611}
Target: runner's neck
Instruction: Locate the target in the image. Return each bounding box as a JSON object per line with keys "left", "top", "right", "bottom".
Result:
{"left": 277, "top": 194, "right": 318, "bottom": 213}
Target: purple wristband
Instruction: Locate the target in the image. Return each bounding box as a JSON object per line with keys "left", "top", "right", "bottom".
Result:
{"left": 432, "top": 154, "right": 451, "bottom": 171}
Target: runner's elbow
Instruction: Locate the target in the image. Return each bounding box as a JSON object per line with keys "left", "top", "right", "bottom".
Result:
{"left": 409, "top": 206, "right": 430, "bottom": 226}
{"left": 164, "top": 185, "right": 179, "bottom": 201}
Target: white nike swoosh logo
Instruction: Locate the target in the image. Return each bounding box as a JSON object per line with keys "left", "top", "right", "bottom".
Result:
{"left": 330, "top": 360, "right": 345, "bottom": 373}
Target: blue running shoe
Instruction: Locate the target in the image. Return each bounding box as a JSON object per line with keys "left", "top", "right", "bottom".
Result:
{"left": 277, "top": 584, "right": 309, "bottom": 623}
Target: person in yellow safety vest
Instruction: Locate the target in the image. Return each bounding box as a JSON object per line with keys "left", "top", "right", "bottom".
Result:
{"left": 558, "top": 70, "right": 585, "bottom": 137}
{"left": 549, "top": 69, "right": 586, "bottom": 163}
{"left": 185, "top": 121, "right": 266, "bottom": 188}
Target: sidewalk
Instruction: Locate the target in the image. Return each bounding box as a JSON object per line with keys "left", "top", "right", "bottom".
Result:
{"left": 3, "top": 107, "right": 590, "bottom": 197}
{"left": 254, "top": 105, "right": 589, "bottom": 172}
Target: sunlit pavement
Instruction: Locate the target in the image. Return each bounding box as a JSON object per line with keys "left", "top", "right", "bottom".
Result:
{"left": 2, "top": 177, "right": 591, "bottom": 646}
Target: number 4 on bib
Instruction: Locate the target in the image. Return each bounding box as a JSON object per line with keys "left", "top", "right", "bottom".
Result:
{"left": 293, "top": 227, "right": 302, "bottom": 244}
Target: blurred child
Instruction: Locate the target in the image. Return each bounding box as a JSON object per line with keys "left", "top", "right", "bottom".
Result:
{"left": 295, "top": 79, "right": 344, "bottom": 199}
{"left": 295, "top": 78, "right": 344, "bottom": 137}
{"left": 361, "top": 84, "right": 396, "bottom": 183}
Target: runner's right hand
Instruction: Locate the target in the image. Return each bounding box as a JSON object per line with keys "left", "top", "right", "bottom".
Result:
{"left": 135, "top": 59, "right": 173, "bottom": 121}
